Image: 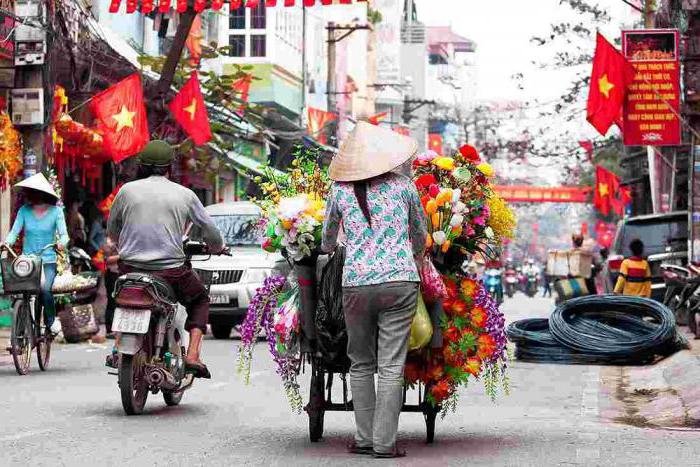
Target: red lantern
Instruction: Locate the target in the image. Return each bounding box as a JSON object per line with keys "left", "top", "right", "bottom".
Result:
{"left": 284, "top": 0, "right": 295, "bottom": 6}
{"left": 158, "top": 0, "right": 170, "bottom": 12}
{"left": 230, "top": 0, "right": 242, "bottom": 8}
{"left": 303, "top": 0, "right": 314, "bottom": 5}
{"left": 211, "top": 0, "right": 224, "bottom": 9}
{"left": 126, "top": 0, "right": 137, "bottom": 13}
{"left": 265, "top": 0, "right": 277, "bottom": 5}
{"left": 109, "top": 0, "right": 121, "bottom": 12}
{"left": 141, "top": 0, "right": 154, "bottom": 12}
{"left": 176, "top": 0, "right": 187, "bottom": 12}
{"left": 194, "top": 0, "right": 206, "bottom": 10}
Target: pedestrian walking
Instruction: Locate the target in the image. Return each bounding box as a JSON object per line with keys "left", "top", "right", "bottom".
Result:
{"left": 322, "top": 122, "right": 427, "bottom": 459}
{"left": 67, "top": 200, "right": 87, "bottom": 249}
{"left": 541, "top": 272, "right": 552, "bottom": 297}
{"left": 5, "top": 174, "right": 69, "bottom": 335}
{"left": 613, "top": 239, "right": 651, "bottom": 298}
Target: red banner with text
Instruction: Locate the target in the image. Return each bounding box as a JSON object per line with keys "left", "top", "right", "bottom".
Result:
{"left": 622, "top": 29, "right": 681, "bottom": 146}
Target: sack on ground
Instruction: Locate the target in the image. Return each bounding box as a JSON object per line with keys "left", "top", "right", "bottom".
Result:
{"left": 409, "top": 294, "right": 433, "bottom": 351}
{"left": 58, "top": 303, "right": 98, "bottom": 343}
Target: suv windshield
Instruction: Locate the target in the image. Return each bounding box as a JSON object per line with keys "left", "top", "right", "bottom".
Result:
{"left": 618, "top": 218, "right": 687, "bottom": 256}
{"left": 210, "top": 214, "right": 262, "bottom": 246}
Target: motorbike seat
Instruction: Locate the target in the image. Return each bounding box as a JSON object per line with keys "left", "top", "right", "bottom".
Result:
{"left": 116, "top": 273, "right": 177, "bottom": 305}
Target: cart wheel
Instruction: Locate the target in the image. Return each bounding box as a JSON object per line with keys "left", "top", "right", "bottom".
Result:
{"left": 307, "top": 360, "right": 326, "bottom": 442}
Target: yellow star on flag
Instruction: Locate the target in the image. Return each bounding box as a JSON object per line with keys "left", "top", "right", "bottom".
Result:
{"left": 598, "top": 183, "right": 609, "bottom": 197}
{"left": 112, "top": 105, "right": 136, "bottom": 132}
{"left": 598, "top": 74, "right": 615, "bottom": 99}
{"left": 184, "top": 98, "right": 197, "bottom": 121}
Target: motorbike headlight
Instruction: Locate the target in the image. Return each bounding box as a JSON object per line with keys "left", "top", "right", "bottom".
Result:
{"left": 12, "top": 257, "right": 34, "bottom": 278}
{"left": 244, "top": 268, "right": 271, "bottom": 283}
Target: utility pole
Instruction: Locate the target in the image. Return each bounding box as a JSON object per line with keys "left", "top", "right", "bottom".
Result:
{"left": 644, "top": 0, "right": 655, "bottom": 28}
{"left": 327, "top": 22, "right": 337, "bottom": 118}
{"left": 300, "top": 5, "right": 307, "bottom": 127}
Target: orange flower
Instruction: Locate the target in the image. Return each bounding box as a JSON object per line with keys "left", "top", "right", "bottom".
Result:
{"left": 464, "top": 357, "right": 482, "bottom": 376}
{"left": 449, "top": 299, "right": 469, "bottom": 318}
{"left": 477, "top": 334, "right": 496, "bottom": 360}
{"left": 460, "top": 278, "right": 477, "bottom": 297}
{"left": 427, "top": 361, "right": 445, "bottom": 382}
{"left": 430, "top": 379, "right": 452, "bottom": 403}
{"left": 470, "top": 306, "right": 487, "bottom": 328}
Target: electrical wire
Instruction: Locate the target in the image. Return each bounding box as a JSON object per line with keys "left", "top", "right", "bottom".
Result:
{"left": 507, "top": 295, "right": 687, "bottom": 365}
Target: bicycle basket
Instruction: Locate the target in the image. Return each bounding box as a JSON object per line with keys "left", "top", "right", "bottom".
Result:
{"left": 0, "top": 254, "right": 42, "bottom": 294}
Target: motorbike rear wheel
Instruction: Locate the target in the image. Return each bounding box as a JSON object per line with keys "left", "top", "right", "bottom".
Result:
{"left": 119, "top": 352, "right": 149, "bottom": 415}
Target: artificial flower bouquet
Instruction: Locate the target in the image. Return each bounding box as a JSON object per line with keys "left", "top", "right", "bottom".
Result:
{"left": 404, "top": 275, "right": 509, "bottom": 410}
{"left": 254, "top": 146, "right": 330, "bottom": 261}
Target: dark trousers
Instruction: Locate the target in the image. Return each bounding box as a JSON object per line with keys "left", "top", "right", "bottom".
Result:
{"left": 104, "top": 270, "right": 118, "bottom": 334}
{"left": 118, "top": 264, "right": 209, "bottom": 333}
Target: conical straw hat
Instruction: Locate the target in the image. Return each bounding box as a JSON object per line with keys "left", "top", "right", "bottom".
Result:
{"left": 329, "top": 121, "right": 418, "bottom": 182}
{"left": 15, "top": 173, "right": 59, "bottom": 199}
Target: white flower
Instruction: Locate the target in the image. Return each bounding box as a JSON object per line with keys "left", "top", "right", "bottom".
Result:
{"left": 449, "top": 214, "right": 464, "bottom": 227}
{"left": 433, "top": 231, "right": 447, "bottom": 245}
{"left": 453, "top": 201, "right": 467, "bottom": 214}
{"left": 452, "top": 189, "right": 461, "bottom": 203}
{"left": 485, "top": 227, "right": 495, "bottom": 239}
{"left": 276, "top": 195, "right": 308, "bottom": 221}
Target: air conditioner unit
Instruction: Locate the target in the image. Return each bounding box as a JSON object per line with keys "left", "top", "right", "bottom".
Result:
{"left": 14, "top": 0, "right": 43, "bottom": 18}
{"left": 14, "top": 22, "right": 46, "bottom": 66}
{"left": 11, "top": 88, "right": 44, "bottom": 126}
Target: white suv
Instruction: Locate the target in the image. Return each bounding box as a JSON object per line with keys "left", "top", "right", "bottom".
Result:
{"left": 191, "top": 201, "right": 288, "bottom": 339}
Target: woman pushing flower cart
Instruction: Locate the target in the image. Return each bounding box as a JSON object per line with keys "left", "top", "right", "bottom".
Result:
{"left": 237, "top": 120, "right": 515, "bottom": 456}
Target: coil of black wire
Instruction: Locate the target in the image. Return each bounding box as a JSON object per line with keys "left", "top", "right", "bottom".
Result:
{"left": 507, "top": 295, "right": 685, "bottom": 365}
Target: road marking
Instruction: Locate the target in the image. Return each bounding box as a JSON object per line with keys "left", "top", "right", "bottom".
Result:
{"left": 576, "top": 367, "right": 601, "bottom": 464}
{"left": 0, "top": 429, "right": 51, "bottom": 442}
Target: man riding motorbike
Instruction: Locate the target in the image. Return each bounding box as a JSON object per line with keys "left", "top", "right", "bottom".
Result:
{"left": 107, "top": 140, "right": 225, "bottom": 378}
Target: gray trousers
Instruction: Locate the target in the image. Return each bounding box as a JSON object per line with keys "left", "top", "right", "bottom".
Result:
{"left": 342, "top": 281, "right": 419, "bottom": 453}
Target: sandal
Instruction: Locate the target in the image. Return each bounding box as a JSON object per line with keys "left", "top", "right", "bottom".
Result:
{"left": 347, "top": 442, "right": 373, "bottom": 455}
{"left": 373, "top": 448, "right": 407, "bottom": 459}
{"left": 185, "top": 360, "right": 212, "bottom": 379}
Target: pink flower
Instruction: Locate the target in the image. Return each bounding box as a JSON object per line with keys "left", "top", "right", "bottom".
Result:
{"left": 473, "top": 216, "right": 486, "bottom": 226}
{"left": 466, "top": 226, "right": 476, "bottom": 236}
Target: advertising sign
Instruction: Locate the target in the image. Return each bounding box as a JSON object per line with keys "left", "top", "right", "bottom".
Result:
{"left": 373, "top": 0, "right": 402, "bottom": 83}
{"left": 622, "top": 29, "right": 681, "bottom": 146}
{"left": 0, "top": 0, "right": 14, "bottom": 60}
{"left": 690, "top": 144, "right": 700, "bottom": 265}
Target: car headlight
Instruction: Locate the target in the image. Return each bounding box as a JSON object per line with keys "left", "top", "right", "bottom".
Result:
{"left": 13, "top": 256, "right": 35, "bottom": 278}
{"left": 244, "top": 268, "right": 271, "bottom": 283}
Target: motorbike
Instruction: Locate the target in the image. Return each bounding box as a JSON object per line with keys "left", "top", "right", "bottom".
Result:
{"left": 69, "top": 246, "right": 93, "bottom": 274}
{"left": 661, "top": 263, "right": 700, "bottom": 337}
{"left": 109, "top": 241, "right": 228, "bottom": 415}
{"left": 484, "top": 268, "right": 504, "bottom": 305}
{"left": 526, "top": 271, "right": 538, "bottom": 298}
{"left": 504, "top": 269, "right": 518, "bottom": 298}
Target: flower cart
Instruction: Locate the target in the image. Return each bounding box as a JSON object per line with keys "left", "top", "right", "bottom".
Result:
{"left": 238, "top": 143, "right": 515, "bottom": 444}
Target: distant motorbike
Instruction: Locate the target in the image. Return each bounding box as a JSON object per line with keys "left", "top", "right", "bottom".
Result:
{"left": 484, "top": 269, "right": 504, "bottom": 305}
{"left": 661, "top": 263, "right": 700, "bottom": 337}
{"left": 109, "top": 241, "right": 229, "bottom": 415}
{"left": 526, "top": 271, "right": 538, "bottom": 298}
{"left": 69, "top": 247, "right": 93, "bottom": 274}
{"left": 504, "top": 269, "right": 518, "bottom": 298}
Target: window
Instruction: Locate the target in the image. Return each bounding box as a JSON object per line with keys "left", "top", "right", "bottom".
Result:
{"left": 229, "top": 5, "right": 245, "bottom": 30}
{"left": 251, "top": 3, "right": 266, "bottom": 29}
{"left": 229, "top": 35, "right": 245, "bottom": 57}
{"left": 250, "top": 35, "right": 266, "bottom": 57}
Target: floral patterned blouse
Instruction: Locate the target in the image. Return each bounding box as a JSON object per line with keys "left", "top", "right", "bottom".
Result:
{"left": 322, "top": 173, "right": 428, "bottom": 287}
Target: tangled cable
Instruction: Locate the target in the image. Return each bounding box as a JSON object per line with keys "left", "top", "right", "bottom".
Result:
{"left": 507, "top": 295, "right": 687, "bottom": 365}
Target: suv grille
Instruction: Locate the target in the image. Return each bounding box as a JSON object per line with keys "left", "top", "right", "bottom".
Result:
{"left": 210, "top": 270, "right": 244, "bottom": 285}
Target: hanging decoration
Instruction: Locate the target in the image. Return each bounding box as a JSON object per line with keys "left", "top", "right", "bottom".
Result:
{"left": 110, "top": 0, "right": 366, "bottom": 13}
{"left": 0, "top": 111, "right": 23, "bottom": 190}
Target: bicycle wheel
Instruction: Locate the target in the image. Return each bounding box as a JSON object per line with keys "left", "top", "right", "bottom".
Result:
{"left": 11, "top": 298, "right": 33, "bottom": 375}
{"left": 35, "top": 298, "right": 51, "bottom": 371}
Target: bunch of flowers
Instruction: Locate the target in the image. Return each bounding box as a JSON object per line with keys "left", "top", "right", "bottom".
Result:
{"left": 254, "top": 145, "right": 330, "bottom": 261}
{"left": 404, "top": 275, "right": 509, "bottom": 409}
{"left": 237, "top": 275, "right": 305, "bottom": 413}
{"left": 413, "top": 145, "right": 515, "bottom": 259}
{"left": 0, "top": 112, "right": 22, "bottom": 190}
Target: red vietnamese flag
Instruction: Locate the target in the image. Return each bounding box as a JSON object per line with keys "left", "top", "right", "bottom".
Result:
{"left": 586, "top": 33, "right": 635, "bottom": 136}
{"left": 428, "top": 133, "right": 443, "bottom": 155}
{"left": 368, "top": 112, "right": 388, "bottom": 125}
{"left": 90, "top": 74, "right": 150, "bottom": 163}
{"left": 593, "top": 165, "right": 621, "bottom": 216}
{"left": 307, "top": 107, "right": 336, "bottom": 144}
{"left": 169, "top": 71, "right": 212, "bottom": 146}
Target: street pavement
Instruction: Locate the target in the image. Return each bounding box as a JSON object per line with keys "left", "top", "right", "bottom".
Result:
{"left": 2, "top": 293, "right": 700, "bottom": 466}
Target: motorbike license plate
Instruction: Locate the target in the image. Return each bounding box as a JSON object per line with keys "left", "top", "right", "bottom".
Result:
{"left": 210, "top": 294, "right": 229, "bottom": 305}
{"left": 112, "top": 308, "right": 151, "bottom": 334}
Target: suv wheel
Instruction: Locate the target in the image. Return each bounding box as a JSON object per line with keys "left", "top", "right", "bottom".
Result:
{"left": 211, "top": 325, "right": 233, "bottom": 340}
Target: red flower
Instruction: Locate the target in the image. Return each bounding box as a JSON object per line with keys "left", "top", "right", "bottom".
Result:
{"left": 430, "top": 379, "right": 452, "bottom": 403}
{"left": 443, "top": 326, "right": 461, "bottom": 344}
{"left": 459, "top": 144, "right": 481, "bottom": 163}
{"left": 404, "top": 360, "right": 423, "bottom": 385}
{"left": 449, "top": 299, "right": 469, "bottom": 318}
{"left": 464, "top": 357, "right": 482, "bottom": 376}
{"left": 416, "top": 174, "right": 437, "bottom": 189}
{"left": 428, "top": 184, "right": 440, "bottom": 198}
{"left": 420, "top": 194, "right": 432, "bottom": 208}
{"left": 443, "top": 345, "right": 465, "bottom": 367}
{"left": 470, "top": 306, "right": 487, "bottom": 328}
{"left": 444, "top": 279, "right": 459, "bottom": 300}
{"left": 427, "top": 360, "right": 445, "bottom": 382}
{"left": 477, "top": 334, "right": 497, "bottom": 360}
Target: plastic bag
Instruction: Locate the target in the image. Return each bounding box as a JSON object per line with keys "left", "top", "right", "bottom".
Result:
{"left": 316, "top": 247, "right": 350, "bottom": 372}
{"left": 419, "top": 256, "right": 447, "bottom": 304}
{"left": 409, "top": 294, "right": 433, "bottom": 351}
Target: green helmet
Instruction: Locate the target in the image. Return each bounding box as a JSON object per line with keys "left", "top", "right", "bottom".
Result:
{"left": 137, "top": 140, "right": 175, "bottom": 167}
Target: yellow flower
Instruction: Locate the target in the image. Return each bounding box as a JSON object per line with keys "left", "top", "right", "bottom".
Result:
{"left": 476, "top": 163, "right": 495, "bottom": 178}
{"left": 487, "top": 194, "right": 517, "bottom": 241}
{"left": 432, "top": 157, "right": 455, "bottom": 171}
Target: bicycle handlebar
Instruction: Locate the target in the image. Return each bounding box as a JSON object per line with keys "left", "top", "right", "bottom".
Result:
{"left": 0, "top": 242, "right": 56, "bottom": 260}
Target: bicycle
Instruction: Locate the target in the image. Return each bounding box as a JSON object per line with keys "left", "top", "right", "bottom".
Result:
{"left": 2, "top": 243, "right": 56, "bottom": 375}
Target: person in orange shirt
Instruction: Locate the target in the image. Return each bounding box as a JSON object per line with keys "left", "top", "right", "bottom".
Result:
{"left": 614, "top": 239, "right": 652, "bottom": 297}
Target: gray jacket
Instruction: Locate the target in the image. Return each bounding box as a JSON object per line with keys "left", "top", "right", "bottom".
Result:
{"left": 107, "top": 176, "right": 223, "bottom": 270}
